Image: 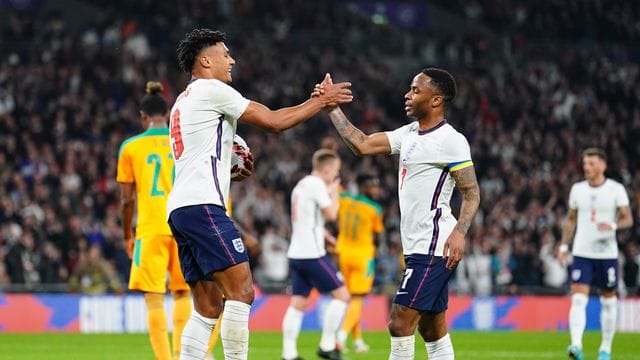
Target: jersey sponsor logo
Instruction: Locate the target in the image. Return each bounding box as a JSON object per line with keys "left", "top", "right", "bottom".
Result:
{"left": 232, "top": 238, "right": 244, "bottom": 253}
{"left": 572, "top": 269, "right": 582, "bottom": 281}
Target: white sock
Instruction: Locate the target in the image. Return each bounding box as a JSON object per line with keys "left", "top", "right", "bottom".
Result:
{"left": 180, "top": 310, "right": 216, "bottom": 360}
{"left": 220, "top": 300, "right": 251, "bottom": 360}
{"left": 389, "top": 335, "right": 414, "bottom": 359}
{"left": 569, "top": 293, "right": 588, "bottom": 348}
{"left": 282, "top": 306, "right": 304, "bottom": 359}
{"left": 319, "top": 299, "right": 348, "bottom": 351}
{"left": 599, "top": 296, "right": 617, "bottom": 353}
{"left": 426, "top": 333, "right": 454, "bottom": 359}
{"left": 337, "top": 330, "right": 348, "bottom": 348}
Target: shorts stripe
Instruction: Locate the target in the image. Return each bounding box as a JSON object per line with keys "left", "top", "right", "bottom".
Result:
{"left": 318, "top": 257, "right": 341, "bottom": 287}
{"left": 428, "top": 208, "right": 442, "bottom": 255}
{"left": 410, "top": 255, "right": 435, "bottom": 308}
{"left": 204, "top": 205, "right": 236, "bottom": 265}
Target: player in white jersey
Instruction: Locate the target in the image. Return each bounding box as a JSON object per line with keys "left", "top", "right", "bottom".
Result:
{"left": 316, "top": 69, "right": 480, "bottom": 360}
{"left": 558, "top": 148, "right": 633, "bottom": 360}
{"left": 282, "top": 149, "right": 350, "bottom": 360}
{"left": 167, "top": 29, "right": 353, "bottom": 360}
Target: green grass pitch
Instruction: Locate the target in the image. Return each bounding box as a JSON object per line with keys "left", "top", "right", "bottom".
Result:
{"left": 0, "top": 331, "right": 637, "bottom": 359}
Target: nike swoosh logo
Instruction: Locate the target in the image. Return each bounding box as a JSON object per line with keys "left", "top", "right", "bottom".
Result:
{"left": 396, "top": 291, "right": 408, "bottom": 295}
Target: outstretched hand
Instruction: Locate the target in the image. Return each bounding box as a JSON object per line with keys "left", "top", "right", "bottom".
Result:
{"left": 311, "top": 73, "right": 350, "bottom": 109}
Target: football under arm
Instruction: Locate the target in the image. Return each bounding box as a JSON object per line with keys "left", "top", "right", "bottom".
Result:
{"left": 326, "top": 107, "right": 391, "bottom": 156}
{"left": 450, "top": 166, "right": 480, "bottom": 236}
{"left": 119, "top": 182, "right": 136, "bottom": 239}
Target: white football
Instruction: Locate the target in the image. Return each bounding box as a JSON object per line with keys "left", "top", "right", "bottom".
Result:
{"left": 230, "top": 134, "right": 250, "bottom": 180}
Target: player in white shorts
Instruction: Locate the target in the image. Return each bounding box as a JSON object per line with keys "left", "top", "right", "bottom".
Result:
{"left": 167, "top": 28, "right": 353, "bottom": 360}
{"left": 316, "top": 68, "right": 480, "bottom": 360}
{"left": 558, "top": 148, "right": 633, "bottom": 360}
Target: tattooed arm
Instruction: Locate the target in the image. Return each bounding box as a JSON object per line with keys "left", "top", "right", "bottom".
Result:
{"left": 557, "top": 208, "right": 577, "bottom": 264}
{"left": 327, "top": 107, "right": 391, "bottom": 156}
{"left": 443, "top": 166, "right": 480, "bottom": 269}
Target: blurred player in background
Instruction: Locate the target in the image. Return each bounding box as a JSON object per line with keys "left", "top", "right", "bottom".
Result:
{"left": 117, "top": 81, "right": 191, "bottom": 360}
{"left": 336, "top": 173, "right": 384, "bottom": 353}
{"left": 318, "top": 69, "right": 480, "bottom": 360}
{"left": 168, "top": 28, "right": 352, "bottom": 360}
{"left": 282, "top": 149, "right": 350, "bottom": 360}
{"left": 559, "top": 148, "right": 633, "bottom": 360}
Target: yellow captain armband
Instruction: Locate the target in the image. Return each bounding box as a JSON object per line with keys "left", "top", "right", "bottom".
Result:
{"left": 448, "top": 160, "right": 473, "bottom": 172}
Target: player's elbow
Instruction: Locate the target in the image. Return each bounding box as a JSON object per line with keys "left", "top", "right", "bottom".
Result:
{"left": 120, "top": 197, "right": 135, "bottom": 207}
{"left": 262, "top": 121, "right": 283, "bottom": 133}
{"left": 323, "top": 209, "right": 338, "bottom": 221}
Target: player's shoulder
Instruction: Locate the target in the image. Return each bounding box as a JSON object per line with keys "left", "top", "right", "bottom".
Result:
{"left": 354, "top": 194, "right": 383, "bottom": 215}
{"left": 118, "top": 128, "right": 169, "bottom": 157}
{"left": 570, "top": 180, "right": 588, "bottom": 191}
{"left": 605, "top": 178, "right": 625, "bottom": 189}
{"left": 441, "top": 123, "right": 469, "bottom": 142}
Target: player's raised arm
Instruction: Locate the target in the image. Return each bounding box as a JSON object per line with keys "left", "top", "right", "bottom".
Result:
{"left": 327, "top": 107, "right": 392, "bottom": 156}
{"left": 239, "top": 81, "right": 353, "bottom": 133}
{"left": 316, "top": 74, "right": 391, "bottom": 156}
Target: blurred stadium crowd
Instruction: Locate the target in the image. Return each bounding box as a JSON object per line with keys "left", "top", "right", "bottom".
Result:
{"left": 0, "top": 0, "right": 639, "bottom": 297}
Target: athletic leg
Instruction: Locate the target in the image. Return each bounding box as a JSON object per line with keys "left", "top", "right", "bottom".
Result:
{"left": 418, "top": 311, "right": 454, "bottom": 360}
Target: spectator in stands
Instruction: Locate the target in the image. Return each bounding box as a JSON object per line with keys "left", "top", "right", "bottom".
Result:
{"left": 69, "top": 244, "right": 122, "bottom": 294}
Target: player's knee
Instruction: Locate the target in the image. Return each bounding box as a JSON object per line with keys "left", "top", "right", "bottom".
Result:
{"left": 417, "top": 323, "right": 443, "bottom": 342}
{"left": 388, "top": 317, "right": 412, "bottom": 337}
{"left": 227, "top": 284, "right": 255, "bottom": 305}
{"left": 290, "top": 296, "right": 309, "bottom": 311}
{"left": 571, "top": 292, "right": 588, "bottom": 308}
{"left": 333, "top": 286, "right": 351, "bottom": 302}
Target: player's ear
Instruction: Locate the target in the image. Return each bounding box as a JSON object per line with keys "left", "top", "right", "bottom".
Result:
{"left": 432, "top": 95, "right": 443, "bottom": 108}
{"left": 199, "top": 55, "right": 210, "bottom": 69}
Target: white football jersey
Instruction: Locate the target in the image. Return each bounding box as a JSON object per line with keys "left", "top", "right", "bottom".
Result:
{"left": 167, "top": 79, "right": 250, "bottom": 215}
{"left": 569, "top": 179, "right": 629, "bottom": 259}
{"left": 288, "top": 175, "right": 333, "bottom": 259}
{"left": 386, "top": 120, "right": 473, "bottom": 257}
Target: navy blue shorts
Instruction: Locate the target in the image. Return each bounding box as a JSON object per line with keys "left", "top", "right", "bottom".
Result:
{"left": 393, "top": 254, "right": 454, "bottom": 313}
{"left": 168, "top": 204, "right": 248, "bottom": 282}
{"left": 289, "top": 256, "right": 343, "bottom": 296}
{"left": 571, "top": 256, "right": 618, "bottom": 290}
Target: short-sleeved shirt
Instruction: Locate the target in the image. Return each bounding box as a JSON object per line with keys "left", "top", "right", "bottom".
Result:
{"left": 167, "top": 78, "right": 250, "bottom": 216}
{"left": 116, "top": 127, "right": 173, "bottom": 237}
{"left": 336, "top": 193, "right": 384, "bottom": 258}
{"left": 288, "top": 175, "right": 332, "bottom": 259}
{"left": 385, "top": 120, "right": 473, "bottom": 257}
{"left": 569, "top": 179, "right": 630, "bottom": 259}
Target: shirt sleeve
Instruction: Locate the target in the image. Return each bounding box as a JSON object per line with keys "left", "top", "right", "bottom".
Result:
{"left": 568, "top": 185, "right": 578, "bottom": 210}
{"left": 385, "top": 123, "right": 414, "bottom": 155}
{"left": 312, "top": 178, "right": 332, "bottom": 209}
{"left": 211, "top": 81, "right": 251, "bottom": 121}
{"left": 116, "top": 143, "right": 135, "bottom": 184}
{"left": 373, "top": 211, "right": 384, "bottom": 234}
{"left": 616, "top": 183, "right": 630, "bottom": 207}
{"left": 441, "top": 132, "right": 473, "bottom": 172}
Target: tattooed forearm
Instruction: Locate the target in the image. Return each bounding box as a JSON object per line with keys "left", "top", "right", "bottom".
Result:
{"left": 328, "top": 108, "right": 367, "bottom": 155}
{"left": 451, "top": 166, "right": 480, "bottom": 235}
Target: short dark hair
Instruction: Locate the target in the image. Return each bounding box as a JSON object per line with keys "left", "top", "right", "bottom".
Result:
{"left": 422, "top": 68, "right": 457, "bottom": 103}
{"left": 582, "top": 147, "right": 607, "bottom": 162}
{"left": 312, "top": 149, "right": 339, "bottom": 170}
{"left": 177, "top": 28, "right": 227, "bottom": 73}
{"left": 357, "top": 173, "right": 380, "bottom": 188}
{"left": 141, "top": 81, "right": 167, "bottom": 116}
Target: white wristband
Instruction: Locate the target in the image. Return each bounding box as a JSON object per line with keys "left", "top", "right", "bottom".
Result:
{"left": 559, "top": 244, "right": 569, "bottom": 253}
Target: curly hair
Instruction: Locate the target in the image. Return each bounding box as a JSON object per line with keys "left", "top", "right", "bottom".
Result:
{"left": 177, "top": 28, "right": 227, "bottom": 74}
{"left": 422, "top": 68, "right": 457, "bottom": 103}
